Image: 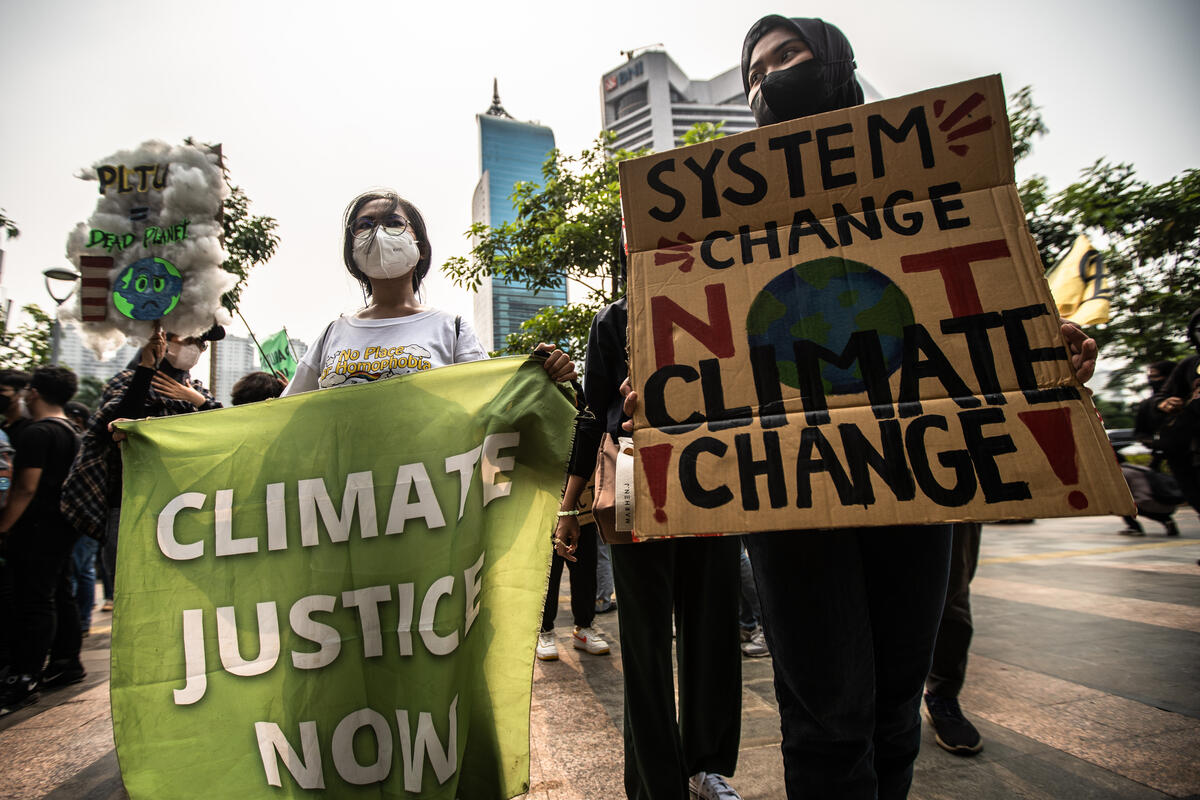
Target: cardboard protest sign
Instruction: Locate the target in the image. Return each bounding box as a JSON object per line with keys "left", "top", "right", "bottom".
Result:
{"left": 64, "top": 140, "right": 235, "bottom": 357}
{"left": 111, "top": 357, "right": 575, "bottom": 799}
{"left": 618, "top": 75, "right": 1133, "bottom": 538}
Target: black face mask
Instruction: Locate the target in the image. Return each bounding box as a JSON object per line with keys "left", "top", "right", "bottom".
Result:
{"left": 750, "top": 60, "right": 829, "bottom": 126}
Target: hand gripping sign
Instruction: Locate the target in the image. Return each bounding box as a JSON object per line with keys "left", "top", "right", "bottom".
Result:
{"left": 617, "top": 75, "right": 1134, "bottom": 538}
{"left": 64, "top": 140, "right": 235, "bottom": 356}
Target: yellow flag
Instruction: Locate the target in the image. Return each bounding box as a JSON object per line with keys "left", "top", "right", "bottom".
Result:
{"left": 1045, "top": 234, "right": 1111, "bottom": 325}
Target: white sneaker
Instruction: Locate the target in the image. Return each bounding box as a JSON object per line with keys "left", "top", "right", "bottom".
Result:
{"left": 536, "top": 630, "right": 558, "bottom": 661}
{"left": 740, "top": 626, "right": 769, "bottom": 658}
{"left": 689, "top": 771, "right": 741, "bottom": 800}
{"left": 572, "top": 626, "right": 610, "bottom": 655}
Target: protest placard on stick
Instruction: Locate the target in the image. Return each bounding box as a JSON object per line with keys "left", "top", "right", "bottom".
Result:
{"left": 618, "top": 75, "right": 1133, "bottom": 538}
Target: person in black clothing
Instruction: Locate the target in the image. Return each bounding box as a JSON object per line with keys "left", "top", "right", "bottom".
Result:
{"left": 538, "top": 381, "right": 609, "bottom": 662}
{"left": 1154, "top": 308, "right": 1200, "bottom": 514}
{"left": 1134, "top": 360, "right": 1177, "bottom": 472}
{"left": 0, "top": 366, "right": 80, "bottom": 714}
{"left": 556, "top": 284, "right": 743, "bottom": 798}
{"left": 732, "top": 16, "right": 1099, "bottom": 799}
{"left": 0, "top": 369, "right": 32, "bottom": 440}
{"left": 60, "top": 326, "right": 222, "bottom": 602}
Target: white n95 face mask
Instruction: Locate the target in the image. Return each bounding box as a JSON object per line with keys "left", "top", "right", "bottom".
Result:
{"left": 167, "top": 342, "right": 202, "bottom": 371}
{"left": 353, "top": 228, "right": 421, "bottom": 280}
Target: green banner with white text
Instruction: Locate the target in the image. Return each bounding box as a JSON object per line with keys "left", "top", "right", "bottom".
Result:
{"left": 110, "top": 356, "right": 575, "bottom": 799}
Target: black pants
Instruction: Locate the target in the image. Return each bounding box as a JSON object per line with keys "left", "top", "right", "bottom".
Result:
{"left": 1165, "top": 449, "right": 1200, "bottom": 514}
{"left": 6, "top": 523, "right": 81, "bottom": 679}
{"left": 747, "top": 525, "right": 952, "bottom": 800}
{"left": 541, "top": 522, "right": 598, "bottom": 631}
{"left": 1122, "top": 511, "right": 1175, "bottom": 533}
{"left": 611, "top": 536, "right": 742, "bottom": 800}
{"left": 926, "top": 522, "right": 982, "bottom": 699}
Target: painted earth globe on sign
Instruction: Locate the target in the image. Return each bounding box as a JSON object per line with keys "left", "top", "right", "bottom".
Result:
{"left": 746, "top": 257, "right": 914, "bottom": 395}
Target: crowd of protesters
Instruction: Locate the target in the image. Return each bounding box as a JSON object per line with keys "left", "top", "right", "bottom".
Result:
{"left": 1, "top": 13, "right": 1197, "bottom": 800}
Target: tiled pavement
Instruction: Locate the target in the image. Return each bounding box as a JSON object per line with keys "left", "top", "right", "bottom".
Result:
{"left": 2, "top": 513, "right": 1198, "bottom": 799}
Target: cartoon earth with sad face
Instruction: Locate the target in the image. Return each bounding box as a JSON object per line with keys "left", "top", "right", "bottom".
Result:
{"left": 746, "top": 257, "right": 914, "bottom": 395}
{"left": 112, "top": 257, "right": 183, "bottom": 320}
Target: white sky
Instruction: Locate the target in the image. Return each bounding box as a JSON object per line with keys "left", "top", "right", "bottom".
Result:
{"left": 2, "top": 0, "right": 1197, "bottom": 362}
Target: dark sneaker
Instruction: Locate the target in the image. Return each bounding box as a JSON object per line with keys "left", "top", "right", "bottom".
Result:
{"left": 0, "top": 674, "right": 39, "bottom": 716}
{"left": 41, "top": 659, "right": 86, "bottom": 690}
{"left": 924, "top": 692, "right": 982, "bottom": 755}
{"left": 1165, "top": 519, "right": 1180, "bottom": 537}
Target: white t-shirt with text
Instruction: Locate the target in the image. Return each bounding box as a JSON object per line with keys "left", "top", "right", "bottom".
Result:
{"left": 282, "top": 309, "right": 487, "bottom": 395}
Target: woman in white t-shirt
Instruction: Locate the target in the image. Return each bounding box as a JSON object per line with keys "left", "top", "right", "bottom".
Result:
{"left": 284, "top": 189, "right": 574, "bottom": 394}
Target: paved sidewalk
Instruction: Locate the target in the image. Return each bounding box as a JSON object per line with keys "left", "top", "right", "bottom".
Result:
{"left": 2, "top": 513, "right": 1198, "bottom": 798}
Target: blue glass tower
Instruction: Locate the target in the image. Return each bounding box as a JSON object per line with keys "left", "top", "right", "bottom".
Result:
{"left": 471, "top": 83, "right": 566, "bottom": 351}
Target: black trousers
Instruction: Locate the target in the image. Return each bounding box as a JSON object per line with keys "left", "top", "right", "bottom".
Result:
{"left": 1122, "top": 511, "right": 1175, "bottom": 532}
{"left": 611, "top": 535, "right": 742, "bottom": 800}
{"left": 747, "top": 525, "right": 953, "bottom": 800}
{"left": 541, "top": 522, "right": 598, "bottom": 631}
{"left": 1165, "top": 449, "right": 1200, "bottom": 514}
{"left": 926, "top": 522, "right": 982, "bottom": 699}
{"left": 6, "top": 522, "right": 81, "bottom": 679}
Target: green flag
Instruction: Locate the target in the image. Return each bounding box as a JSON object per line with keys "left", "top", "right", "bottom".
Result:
{"left": 111, "top": 356, "right": 575, "bottom": 799}
{"left": 260, "top": 328, "right": 299, "bottom": 380}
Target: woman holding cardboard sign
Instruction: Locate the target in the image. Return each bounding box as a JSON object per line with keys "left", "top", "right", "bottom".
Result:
{"left": 732, "top": 16, "right": 1098, "bottom": 799}
{"left": 282, "top": 189, "right": 574, "bottom": 394}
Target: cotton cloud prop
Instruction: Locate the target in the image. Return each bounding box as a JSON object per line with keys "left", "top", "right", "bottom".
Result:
{"left": 63, "top": 140, "right": 235, "bottom": 358}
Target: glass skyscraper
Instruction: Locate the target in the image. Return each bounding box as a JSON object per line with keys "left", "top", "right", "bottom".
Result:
{"left": 471, "top": 84, "right": 566, "bottom": 352}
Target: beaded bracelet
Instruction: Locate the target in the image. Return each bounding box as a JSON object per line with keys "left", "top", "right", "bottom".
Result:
{"left": 556, "top": 509, "right": 581, "bottom": 517}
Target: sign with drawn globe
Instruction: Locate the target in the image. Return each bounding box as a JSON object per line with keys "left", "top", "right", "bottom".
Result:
{"left": 112, "top": 257, "right": 184, "bottom": 320}
{"left": 63, "top": 140, "right": 236, "bottom": 358}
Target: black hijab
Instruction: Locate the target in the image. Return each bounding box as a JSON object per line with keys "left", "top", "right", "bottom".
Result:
{"left": 741, "top": 15, "right": 864, "bottom": 126}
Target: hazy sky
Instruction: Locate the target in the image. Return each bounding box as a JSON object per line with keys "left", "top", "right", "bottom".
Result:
{"left": 2, "top": 0, "right": 1197, "bottom": 364}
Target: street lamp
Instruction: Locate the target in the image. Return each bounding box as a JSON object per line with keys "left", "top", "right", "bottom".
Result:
{"left": 43, "top": 267, "right": 80, "bottom": 366}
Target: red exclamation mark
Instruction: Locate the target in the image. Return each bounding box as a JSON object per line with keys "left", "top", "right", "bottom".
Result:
{"left": 639, "top": 443, "right": 673, "bottom": 524}
{"left": 1017, "top": 408, "right": 1088, "bottom": 509}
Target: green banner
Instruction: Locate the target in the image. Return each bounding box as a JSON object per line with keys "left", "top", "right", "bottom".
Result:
{"left": 260, "top": 328, "right": 299, "bottom": 380}
{"left": 111, "top": 356, "right": 575, "bottom": 799}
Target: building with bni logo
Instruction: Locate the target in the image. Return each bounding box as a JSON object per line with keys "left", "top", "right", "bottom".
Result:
{"left": 471, "top": 82, "right": 566, "bottom": 353}
{"left": 600, "top": 49, "right": 882, "bottom": 154}
{"left": 600, "top": 50, "right": 756, "bottom": 153}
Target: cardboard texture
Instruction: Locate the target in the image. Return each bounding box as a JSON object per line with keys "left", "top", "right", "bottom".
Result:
{"left": 618, "top": 75, "right": 1134, "bottom": 538}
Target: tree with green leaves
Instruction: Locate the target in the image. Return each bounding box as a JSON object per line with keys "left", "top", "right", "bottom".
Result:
{"left": 1010, "top": 88, "right": 1199, "bottom": 384}
{"left": 444, "top": 132, "right": 635, "bottom": 356}
{"left": 74, "top": 375, "right": 105, "bottom": 411}
{"left": 0, "top": 303, "right": 53, "bottom": 371}
{"left": 0, "top": 208, "right": 18, "bottom": 242}
{"left": 182, "top": 138, "right": 280, "bottom": 313}
{"left": 220, "top": 184, "right": 280, "bottom": 312}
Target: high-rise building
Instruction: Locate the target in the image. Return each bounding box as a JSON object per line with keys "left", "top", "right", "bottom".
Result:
{"left": 600, "top": 50, "right": 881, "bottom": 153}
{"left": 471, "top": 83, "right": 566, "bottom": 352}
{"left": 56, "top": 323, "right": 139, "bottom": 385}
{"left": 600, "top": 51, "right": 756, "bottom": 153}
